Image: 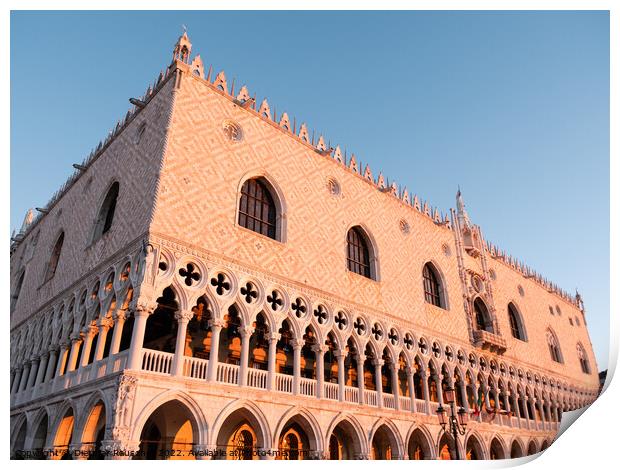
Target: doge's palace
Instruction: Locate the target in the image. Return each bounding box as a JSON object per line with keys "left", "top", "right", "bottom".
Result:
{"left": 10, "top": 33, "right": 600, "bottom": 460}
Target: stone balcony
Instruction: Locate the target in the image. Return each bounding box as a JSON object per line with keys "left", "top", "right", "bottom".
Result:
{"left": 11, "top": 347, "right": 560, "bottom": 434}
{"left": 473, "top": 330, "right": 508, "bottom": 354}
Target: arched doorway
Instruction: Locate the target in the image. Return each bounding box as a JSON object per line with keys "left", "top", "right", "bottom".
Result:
{"left": 510, "top": 440, "right": 524, "bottom": 458}
{"left": 370, "top": 424, "right": 398, "bottom": 460}
{"left": 215, "top": 407, "right": 267, "bottom": 460}
{"left": 490, "top": 437, "right": 506, "bottom": 459}
{"left": 52, "top": 408, "right": 75, "bottom": 460}
{"left": 185, "top": 296, "right": 213, "bottom": 360}
{"left": 31, "top": 413, "right": 49, "bottom": 460}
{"left": 11, "top": 418, "right": 27, "bottom": 459}
{"left": 328, "top": 419, "right": 363, "bottom": 460}
{"left": 136, "top": 400, "right": 198, "bottom": 460}
{"left": 527, "top": 440, "right": 538, "bottom": 456}
{"left": 540, "top": 440, "right": 549, "bottom": 451}
{"left": 407, "top": 428, "right": 433, "bottom": 460}
{"left": 465, "top": 435, "right": 484, "bottom": 460}
{"left": 438, "top": 433, "right": 455, "bottom": 460}
{"left": 81, "top": 401, "right": 106, "bottom": 460}
{"left": 276, "top": 413, "right": 320, "bottom": 460}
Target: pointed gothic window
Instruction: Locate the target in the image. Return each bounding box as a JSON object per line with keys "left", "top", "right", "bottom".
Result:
{"left": 11, "top": 270, "right": 25, "bottom": 313}
{"left": 508, "top": 303, "right": 527, "bottom": 341}
{"left": 44, "top": 232, "right": 64, "bottom": 282}
{"left": 238, "top": 178, "right": 277, "bottom": 239}
{"left": 474, "top": 298, "right": 493, "bottom": 333}
{"left": 423, "top": 262, "right": 444, "bottom": 308}
{"left": 577, "top": 343, "right": 591, "bottom": 374}
{"left": 546, "top": 329, "right": 563, "bottom": 363}
{"left": 92, "top": 182, "right": 119, "bottom": 242}
{"left": 346, "top": 226, "right": 372, "bottom": 279}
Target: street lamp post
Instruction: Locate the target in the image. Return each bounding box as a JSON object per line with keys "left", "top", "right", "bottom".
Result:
{"left": 436, "top": 387, "right": 468, "bottom": 460}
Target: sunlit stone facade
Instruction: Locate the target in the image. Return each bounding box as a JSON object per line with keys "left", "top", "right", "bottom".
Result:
{"left": 10, "top": 33, "right": 600, "bottom": 460}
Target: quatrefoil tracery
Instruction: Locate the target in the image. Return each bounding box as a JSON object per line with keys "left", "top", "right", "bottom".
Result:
{"left": 371, "top": 323, "right": 383, "bottom": 341}
{"left": 335, "top": 311, "right": 347, "bottom": 330}
{"left": 313, "top": 305, "right": 328, "bottom": 324}
{"left": 267, "top": 290, "right": 283, "bottom": 311}
{"left": 179, "top": 263, "right": 201, "bottom": 286}
{"left": 241, "top": 282, "right": 258, "bottom": 303}
{"left": 291, "top": 298, "right": 306, "bottom": 318}
{"left": 353, "top": 318, "right": 366, "bottom": 335}
{"left": 210, "top": 273, "right": 231, "bottom": 295}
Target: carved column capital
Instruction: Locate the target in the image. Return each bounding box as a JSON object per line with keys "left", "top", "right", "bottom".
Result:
{"left": 292, "top": 339, "right": 305, "bottom": 350}
{"left": 209, "top": 318, "right": 225, "bottom": 329}
{"left": 113, "top": 309, "right": 129, "bottom": 322}
{"left": 174, "top": 309, "right": 195, "bottom": 323}
{"left": 82, "top": 325, "right": 99, "bottom": 337}
{"left": 132, "top": 302, "right": 157, "bottom": 317}
{"left": 268, "top": 332, "right": 281, "bottom": 343}
{"left": 70, "top": 333, "right": 83, "bottom": 343}
{"left": 240, "top": 325, "right": 255, "bottom": 338}
{"left": 98, "top": 317, "right": 115, "bottom": 329}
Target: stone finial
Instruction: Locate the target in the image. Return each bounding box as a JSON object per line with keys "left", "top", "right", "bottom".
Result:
{"left": 363, "top": 164, "right": 373, "bottom": 182}
{"left": 316, "top": 135, "right": 327, "bottom": 151}
{"left": 401, "top": 187, "right": 410, "bottom": 204}
{"left": 388, "top": 181, "right": 397, "bottom": 196}
{"left": 213, "top": 71, "right": 228, "bottom": 94}
{"left": 423, "top": 201, "right": 430, "bottom": 217}
{"left": 298, "top": 123, "right": 310, "bottom": 142}
{"left": 456, "top": 187, "right": 472, "bottom": 229}
{"left": 236, "top": 85, "right": 251, "bottom": 103}
{"left": 433, "top": 208, "right": 441, "bottom": 223}
{"left": 349, "top": 154, "right": 359, "bottom": 173}
{"left": 258, "top": 99, "right": 271, "bottom": 119}
{"left": 279, "top": 112, "right": 291, "bottom": 131}
{"left": 413, "top": 195, "right": 420, "bottom": 212}
{"left": 376, "top": 172, "right": 386, "bottom": 189}
{"left": 333, "top": 145, "right": 344, "bottom": 164}
{"left": 190, "top": 55, "right": 204, "bottom": 78}
{"left": 172, "top": 31, "right": 192, "bottom": 63}
{"left": 19, "top": 209, "right": 34, "bottom": 234}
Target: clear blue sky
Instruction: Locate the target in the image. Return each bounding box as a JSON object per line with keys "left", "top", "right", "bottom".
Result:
{"left": 10, "top": 11, "right": 609, "bottom": 369}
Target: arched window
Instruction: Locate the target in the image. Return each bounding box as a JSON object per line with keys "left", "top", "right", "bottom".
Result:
{"left": 423, "top": 263, "right": 444, "bottom": 308}
{"left": 546, "top": 329, "right": 563, "bottom": 363}
{"left": 346, "top": 226, "right": 372, "bottom": 279}
{"left": 474, "top": 298, "right": 493, "bottom": 333}
{"left": 92, "top": 182, "right": 119, "bottom": 242}
{"left": 44, "top": 232, "right": 64, "bottom": 282}
{"left": 238, "top": 178, "right": 277, "bottom": 239}
{"left": 577, "top": 343, "right": 591, "bottom": 374}
{"left": 508, "top": 303, "right": 527, "bottom": 341}
{"left": 11, "top": 270, "right": 26, "bottom": 313}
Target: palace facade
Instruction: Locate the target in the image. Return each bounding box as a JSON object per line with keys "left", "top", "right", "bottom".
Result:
{"left": 9, "top": 33, "right": 600, "bottom": 460}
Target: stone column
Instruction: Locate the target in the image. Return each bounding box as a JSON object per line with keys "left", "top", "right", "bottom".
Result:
{"left": 35, "top": 352, "right": 49, "bottom": 386}
{"left": 266, "top": 332, "right": 280, "bottom": 391}
{"left": 421, "top": 371, "right": 430, "bottom": 414}
{"left": 374, "top": 359, "right": 384, "bottom": 408}
{"left": 56, "top": 342, "right": 70, "bottom": 377}
{"left": 171, "top": 310, "right": 194, "bottom": 376}
{"left": 238, "top": 326, "right": 254, "bottom": 387}
{"left": 108, "top": 309, "right": 128, "bottom": 357}
{"left": 66, "top": 334, "right": 84, "bottom": 372}
{"left": 26, "top": 358, "right": 40, "bottom": 389}
{"left": 436, "top": 374, "right": 445, "bottom": 406}
{"left": 406, "top": 366, "right": 416, "bottom": 412}
{"left": 79, "top": 326, "right": 99, "bottom": 368}
{"left": 460, "top": 381, "right": 470, "bottom": 413}
{"left": 503, "top": 392, "right": 511, "bottom": 414}
{"left": 391, "top": 363, "right": 400, "bottom": 410}
{"left": 44, "top": 348, "right": 59, "bottom": 383}
{"left": 127, "top": 303, "right": 155, "bottom": 371}
{"left": 11, "top": 368, "right": 23, "bottom": 394}
{"left": 313, "top": 344, "right": 325, "bottom": 399}
{"left": 94, "top": 317, "right": 114, "bottom": 362}
{"left": 292, "top": 339, "right": 304, "bottom": 395}
{"left": 206, "top": 320, "right": 223, "bottom": 382}
{"left": 357, "top": 353, "right": 365, "bottom": 405}
{"left": 335, "top": 349, "right": 346, "bottom": 402}
{"left": 18, "top": 362, "right": 31, "bottom": 392}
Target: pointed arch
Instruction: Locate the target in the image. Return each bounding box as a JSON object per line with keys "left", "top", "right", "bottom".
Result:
{"left": 325, "top": 413, "right": 367, "bottom": 458}
{"left": 369, "top": 418, "right": 405, "bottom": 459}
{"left": 507, "top": 302, "right": 527, "bottom": 341}
{"left": 406, "top": 425, "right": 435, "bottom": 460}
{"left": 237, "top": 172, "right": 286, "bottom": 242}
{"left": 422, "top": 261, "right": 448, "bottom": 309}
{"left": 272, "top": 407, "right": 324, "bottom": 457}
{"left": 346, "top": 224, "right": 378, "bottom": 280}
{"left": 91, "top": 181, "right": 120, "bottom": 243}
{"left": 44, "top": 231, "right": 65, "bottom": 282}
{"left": 211, "top": 400, "right": 272, "bottom": 453}
{"left": 546, "top": 328, "right": 564, "bottom": 363}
